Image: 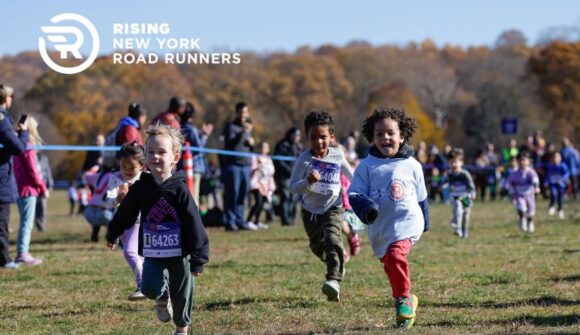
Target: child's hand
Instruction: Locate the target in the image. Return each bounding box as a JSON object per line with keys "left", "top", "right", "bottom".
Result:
{"left": 192, "top": 272, "right": 201, "bottom": 277}
{"left": 117, "top": 183, "right": 128, "bottom": 203}
{"left": 535, "top": 187, "right": 540, "bottom": 194}
{"left": 107, "top": 242, "right": 117, "bottom": 250}
{"left": 307, "top": 170, "right": 321, "bottom": 184}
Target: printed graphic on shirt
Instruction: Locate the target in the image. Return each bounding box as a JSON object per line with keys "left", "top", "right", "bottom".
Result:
{"left": 450, "top": 182, "right": 468, "bottom": 196}
{"left": 310, "top": 158, "right": 341, "bottom": 195}
{"left": 388, "top": 179, "right": 406, "bottom": 203}
{"left": 143, "top": 197, "right": 182, "bottom": 258}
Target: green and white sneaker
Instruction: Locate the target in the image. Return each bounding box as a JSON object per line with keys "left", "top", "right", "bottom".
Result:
{"left": 321, "top": 280, "right": 340, "bottom": 302}
{"left": 395, "top": 294, "right": 418, "bottom": 329}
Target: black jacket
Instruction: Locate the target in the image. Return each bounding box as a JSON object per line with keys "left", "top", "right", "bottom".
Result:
{"left": 223, "top": 119, "right": 253, "bottom": 166}
{"left": 0, "top": 108, "right": 28, "bottom": 204}
{"left": 106, "top": 171, "right": 209, "bottom": 273}
{"left": 273, "top": 130, "right": 302, "bottom": 180}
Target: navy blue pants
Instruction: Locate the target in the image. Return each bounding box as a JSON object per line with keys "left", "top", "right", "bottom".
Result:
{"left": 223, "top": 164, "right": 251, "bottom": 229}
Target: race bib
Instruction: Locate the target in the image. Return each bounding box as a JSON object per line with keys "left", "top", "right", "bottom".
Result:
{"left": 310, "top": 159, "right": 341, "bottom": 195}
{"left": 143, "top": 221, "right": 182, "bottom": 258}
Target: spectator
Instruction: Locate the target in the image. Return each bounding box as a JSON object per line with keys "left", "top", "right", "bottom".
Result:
{"left": 273, "top": 127, "right": 302, "bottom": 226}
{"left": 116, "top": 102, "right": 147, "bottom": 145}
{"left": 561, "top": 137, "right": 579, "bottom": 199}
{"left": 151, "top": 96, "right": 186, "bottom": 129}
{"left": 178, "top": 102, "right": 213, "bottom": 206}
{"left": 222, "top": 102, "right": 255, "bottom": 231}
{"left": 473, "top": 149, "right": 490, "bottom": 201}
{"left": 68, "top": 181, "right": 78, "bottom": 216}
{"left": 247, "top": 142, "right": 276, "bottom": 229}
{"left": 0, "top": 84, "right": 28, "bottom": 269}
{"left": 484, "top": 143, "right": 500, "bottom": 200}
{"left": 501, "top": 138, "right": 519, "bottom": 166}
{"left": 14, "top": 115, "right": 48, "bottom": 265}
{"left": 35, "top": 152, "right": 53, "bottom": 232}
{"left": 415, "top": 141, "right": 428, "bottom": 165}
{"left": 81, "top": 134, "right": 104, "bottom": 173}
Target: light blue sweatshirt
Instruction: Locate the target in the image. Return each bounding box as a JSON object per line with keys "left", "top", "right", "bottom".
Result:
{"left": 348, "top": 145, "right": 428, "bottom": 258}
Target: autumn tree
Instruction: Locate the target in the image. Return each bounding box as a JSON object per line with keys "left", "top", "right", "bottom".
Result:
{"left": 528, "top": 41, "right": 580, "bottom": 141}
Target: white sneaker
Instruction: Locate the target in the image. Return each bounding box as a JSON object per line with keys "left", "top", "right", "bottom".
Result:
{"left": 548, "top": 207, "right": 556, "bottom": 216}
{"left": 246, "top": 221, "right": 259, "bottom": 231}
{"left": 558, "top": 210, "right": 564, "bottom": 219}
{"left": 321, "top": 280, "right": 340, "bottom": 302}
{"left": 256, "top": 222, "right": 269, "bottom": 229}
{"left": 128, "top": 287, "right": 146, "bottom": 301}
{"left": 528, "top": 221, "right": 535, "bottom": 233}
{"left": 519, "top": 217, "right": 527, "bottom": 232}
{"left": 154, "top": 295, "right": 172, "bottom": 322}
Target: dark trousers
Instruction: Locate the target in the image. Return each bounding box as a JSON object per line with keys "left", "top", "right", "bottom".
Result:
{"left": 141, "top": 257, "right": 195, "bottom": 327}
{"left": 0, "top": 203, "right": 12, "bottom": 266}
{"left": 223, "top": 164, "right": 250, "bottom": 229}
{"left": 276, "top": 178, "right": 297, "bottom": 226}
{"left": 247, "top": 190, "right": 266, "bottom": 223}
{"left": 35, "top": 196, "right": 47, "bottom": 232}
{"left": 549, "top": 184, "right": 564, "bottom": 211}
{"left": 301, "top": 206, "right": 345, "bottom": 282}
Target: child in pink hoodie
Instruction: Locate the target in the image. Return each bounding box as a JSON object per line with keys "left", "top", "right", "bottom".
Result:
{"left": 14, "top": 116, "right": 47, "bottom": 265}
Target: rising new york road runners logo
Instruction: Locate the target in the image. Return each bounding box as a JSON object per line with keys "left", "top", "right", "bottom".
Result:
{"left": 388, "top": 179, "right": 406, "bottom": 203}
{"left": 38, "top": 13, "right": 100, "bottom": 74}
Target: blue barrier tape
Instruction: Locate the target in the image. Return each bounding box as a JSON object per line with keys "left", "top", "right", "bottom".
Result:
{"left": 0, "top": 144, "right": 297, "bottom": 161}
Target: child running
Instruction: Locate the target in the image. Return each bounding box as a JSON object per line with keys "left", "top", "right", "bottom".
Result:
{"left": 290, "top": 110, "right": 353, "bottom": 302}
{"left": 105, "top": 142, "right": 146, "bottom": 300}
{"left": 447, "top": 148, "right": 476, "bottom": 239}
{"left": 507, "top": 151, "right": 540, "bottom": 233}
{"left": 348, "top": 106, "right": 429, "bottom": 329}
{"left": 545, "top": 152, "right": 570, "bottom": 219}
{"left": 106, "top": 123, "right": 209, "bottom": 335}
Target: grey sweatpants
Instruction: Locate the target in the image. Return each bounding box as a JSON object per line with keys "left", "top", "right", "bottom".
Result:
{"left": 451, "top": 198, "right": 472, "bottom": 238}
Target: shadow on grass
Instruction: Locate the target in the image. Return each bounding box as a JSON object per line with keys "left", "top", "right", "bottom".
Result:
{"left": 563, "top": 249, "right": 580, "bottom": 254}
{"left": 422, "top": 314, "right": 579, "bottom": 328}
{"left": 551, "top": 274, "right": 580, "bottom": 282}
{"left": 427, "top": 296, "right": 579, "bottom": 308}
{"left": 200, "top": 296, "right": 318, "bottom": 311}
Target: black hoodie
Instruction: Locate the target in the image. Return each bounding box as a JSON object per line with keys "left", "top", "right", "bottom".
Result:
{"left": 106, "top": 171, "right": 209, "bottom": 273}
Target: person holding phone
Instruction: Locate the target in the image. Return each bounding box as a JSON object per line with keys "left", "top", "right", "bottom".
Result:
{"left": 222, "top": 102, "right": 256, "bottom": 231}
{"left": 0, "top": 84, "right": 29, "bottom": 269}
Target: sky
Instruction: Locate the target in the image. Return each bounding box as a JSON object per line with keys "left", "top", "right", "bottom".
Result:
{"left": 1, "top": 0, "right": 579, "bottom": 57}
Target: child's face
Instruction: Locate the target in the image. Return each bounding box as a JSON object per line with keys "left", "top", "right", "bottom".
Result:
{"left": 372, "top": 118, "right": 404, "bottom": 157}
{"left": 552, "top": 153, "right": 562, "bottom": 164}
{"left": 509, "top": 158, "right": 518, "bottom": 169}
{"left": 261, "top": 142, "right": 270, "bottom": 155}
{"left": 119, "top": 156, "right": 143, "bottom": 181}
{"left": 519, "top": 157, "right": 530, "bottom": 169}
{"left": 450, "top": 157, "right": 463, "bottom": 171}
{"left": 146, "top": 135, "right": 180, "bottom": 178}
{"left": 308, "top": 125, "right": 333, "bottom": 158}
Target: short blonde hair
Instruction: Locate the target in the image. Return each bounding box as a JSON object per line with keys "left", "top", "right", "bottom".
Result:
{"left": 145, "top": 122, "right": 183, "bottom": 154}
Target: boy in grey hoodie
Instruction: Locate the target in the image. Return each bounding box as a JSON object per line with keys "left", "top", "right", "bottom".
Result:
{"left": 290, "top": 111, "right": 353, "bottom": 301}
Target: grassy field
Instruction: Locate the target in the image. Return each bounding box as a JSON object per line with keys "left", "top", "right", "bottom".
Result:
{"left": 0, "top": 190, "right": 578, "bottom": 335}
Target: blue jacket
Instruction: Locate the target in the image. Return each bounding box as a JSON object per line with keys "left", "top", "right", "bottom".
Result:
{"left": 179, "top": 122, "right": 208, "bottom": 175}
{"left": 561, "top": 146, "right": 579, "bottom": 176}
{"left": 0, "top": 108, "right": 29, "bottom": 203}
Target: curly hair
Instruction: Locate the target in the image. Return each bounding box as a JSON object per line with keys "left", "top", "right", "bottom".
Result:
{"left": 145, "top": 122, "right": 184, "bottom": 154}
{"left": 362, "top": 106, "right": 417, "bottom": 144}
{"left": 304, "top": 110, "right": 334, "bottom": 136}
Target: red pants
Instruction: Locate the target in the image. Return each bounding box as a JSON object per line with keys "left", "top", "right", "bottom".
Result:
{"left": 380, "top": 239, "right": 413, "bottom": 299}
